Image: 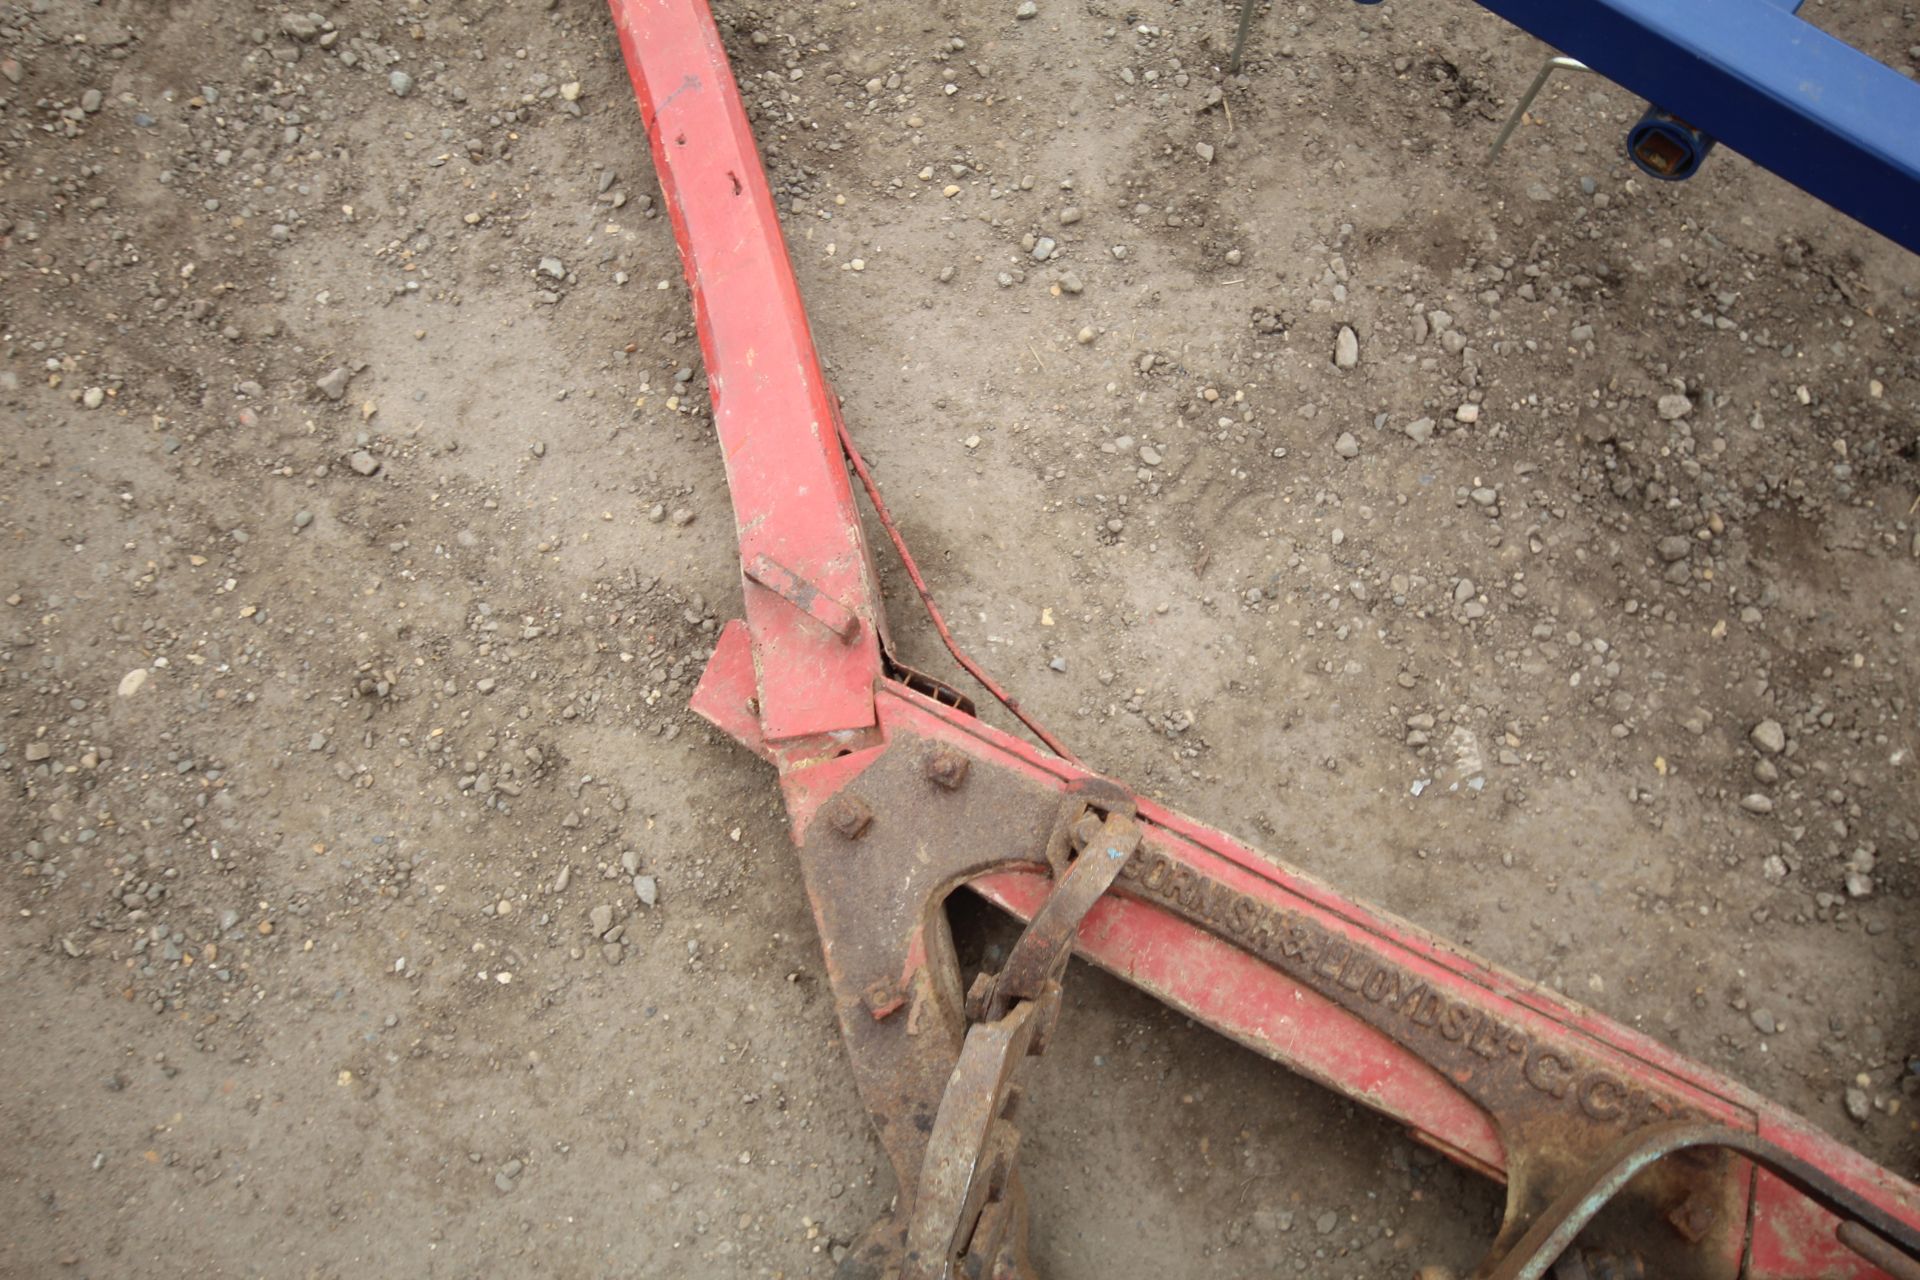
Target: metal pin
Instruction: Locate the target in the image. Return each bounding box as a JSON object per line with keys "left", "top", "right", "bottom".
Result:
{"left": 1230, "top": 0, "right": 1259, "bottom": 74}
{"left": 1489, "top": 55, "right": 1590, "bottom": 161}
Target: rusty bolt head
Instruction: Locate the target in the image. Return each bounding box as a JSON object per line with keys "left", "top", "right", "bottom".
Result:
{"left": 820, "top": 792, "right": 873, "bottom": 840}
{"left": 863, "top": 980, "right": 905, "bottom": 1021}
{"left": 922, "top": 746, "right": 970, "bottom": 790}
{"left": 1665, "top": 1194, "right": 1718, "bottom": 1244}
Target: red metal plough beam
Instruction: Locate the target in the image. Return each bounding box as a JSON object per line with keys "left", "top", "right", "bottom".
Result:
{"left": 606, "top": 0, "right": 1920, "bottom": 1275}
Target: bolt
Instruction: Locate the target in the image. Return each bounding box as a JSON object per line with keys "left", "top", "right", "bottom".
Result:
{"left": 821, "top": 792, "right": 873, "bottom": 840}
{"left": 1665, "top": 1193, "right": 1718, "bottom": 1243}
{"left": 923, "top": 745, "right": 970, "bottom": 790}
{"left": 864, "top": 980, "right": 904, "bottom": 1020}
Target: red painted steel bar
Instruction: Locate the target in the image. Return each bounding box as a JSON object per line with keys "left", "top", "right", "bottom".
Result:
{"left": 611, "top": 0, "right": 1920, "bottom": 1273}
{"left": 609, "top": 0, "right": 884, "bottom": 742}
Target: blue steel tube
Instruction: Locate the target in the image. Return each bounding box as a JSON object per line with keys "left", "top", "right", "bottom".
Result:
{"left": 1446, "top": 0, "right": 1920, "bottom": 253}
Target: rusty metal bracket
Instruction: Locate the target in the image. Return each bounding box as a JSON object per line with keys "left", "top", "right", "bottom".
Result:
{"left": 745, "top": 553, "right": 862, "bottom": 643}
{"left": 1486, "top": 1122, "right": 1920, "bottom": 1280}
{"left": 907, "top": 785, "right": 1139, "bottom": 1280}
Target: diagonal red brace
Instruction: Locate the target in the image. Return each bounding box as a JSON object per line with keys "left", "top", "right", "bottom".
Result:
{"left": 607, "top": 0, "right": 884, "bottom": 743}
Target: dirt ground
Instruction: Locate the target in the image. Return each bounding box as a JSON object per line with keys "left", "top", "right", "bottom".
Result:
{"left": 3, "top": 0, "right": 1918, "bottom": 1276}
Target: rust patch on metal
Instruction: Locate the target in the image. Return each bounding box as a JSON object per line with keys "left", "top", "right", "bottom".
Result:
{"left": 820, "top": 791, "right": 873, "bottom": 840}
{"left": 921, "top": 745, "right": 970, "bottom": 790}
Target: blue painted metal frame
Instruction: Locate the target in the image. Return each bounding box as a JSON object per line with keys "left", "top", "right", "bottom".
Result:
{"left": 1462, "top": 0, "right": 1920, "bottom": 254}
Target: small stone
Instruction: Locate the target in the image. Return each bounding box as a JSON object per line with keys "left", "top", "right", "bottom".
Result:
{"left": 669, "top": 507, "right": 695, "bottom": 527}
{"left": 1334, "top": 432, "right": 1359, "bottom": 459}
{"left": 348, "top": 450, "right": 381, "bottom": 476}
{"left": 1749, "top": 1008, "right": 1777, "bottom": 1035}
{"left": 24, "top": 742, "right": 51, "bottom": 762}
{"left": 1657, "top": 393, "right": 1692, "bottom": 420}
{"left": 1334, "top": 325, "right": 1359, "bottom": 369}
{"left": 1739, "top": 793, "right": 1774, "bottom": 815}
{"left": 389, "top": 70, "right": 415, "bottom": 97}
{"left": 117, "top": 668, "right": 148, "bottom": 698}
{"left": 560, "top": 81, "right": 582, "bottom": 101}
{"left": 590, "top": 905, "right": 614, "bottom": 936}
{"left": 1015, "top": 1, "right": 1038, "bottom": 17}
{"left": 1656, "top": 535, "right": 1692, "bottom": 563}
{"left": 1844, "top": 1088, "right": 1871, "bottom": 1123}
{"left": 293, "top": 510, "right": 313, "bottom": 530}
{"left": 1750, "top": 720, "right": 1785, "bottom": 755}
{"left": 1059, "top": 206, "right": 1082, "bottom": 225}
{"left": 1075, "top": 326, "right": 1096, "bottom": 345}
{"left": 1049, "top": 656, "right": 1067, "bottom": 672}
{"left": 1139, "top": 445, "right": 1162, "bottom": 466}
{"left": 1454, "top": 403, "right": 1479, "bottom": 424}
{"left": 82, "top": 386, "right": 106, "bottom": 409}
{"left": 308, "top": 732, "right": 328, "bottom": 752}
{"left": 476, "top": 677, "right": 497, "bottom": 694}
{"left": 81, "top": 88, "right": 104, "bottom": 114}
{"left": 1030, "top": 236, "right": 1056, "bottom": 261}
{"left": 316, "top": 367, "right": 352, "bottom": 400}
{"left": 1403, "top": 417, "right": 1435, "bottom": 445}
{"left": 538, "top": 257, "right": 565, "bottom": 279}
{"left": 1195, "top": 142, "right": 1214, "bottom": 164}
{"left": 633, "top": 875, "right": 658, "bottom": 907}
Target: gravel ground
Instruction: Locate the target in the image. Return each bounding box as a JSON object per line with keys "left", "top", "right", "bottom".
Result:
{"left": 2, "top": 0, "right": 1917, "bottom": 1276}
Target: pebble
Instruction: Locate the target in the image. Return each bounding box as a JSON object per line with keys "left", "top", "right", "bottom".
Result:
{"left": 1845, "top": 1087, "right": 1872, "bottom": 1123}
{"left": 1749, "top": 719, "right": 1785, "bottom": 755}
{"left": 1334, "top": 325, "right": 1359, "bottom": 369}
{"left": 1195, "top": 142, "right": 1214, "bottom": 164}
{"left": 1454, "top": 403, "right": 1479, "bottom": 424}
{"left": 1739, "top": 793, "right": 1775, "bottom": 815}
{"left": 1334, "top": 432, "right": 1359, "bottom": 459}
{"left": 1749, "top": 1008, "right": 1777, "bottom": 1035}
{"left": 25, "top": 742, "right": 52, "bottom": 762}
{"left": 634, "top": 875, "right": 658, "bottom": 907}
{"left": 389, "top": 70, "right": 415, "bottom": 97}
{"left": 1031, "top": 237, "right": 1056, "bottom": 261}
{"left": 1049, "top": 656, "right": 1068, "bottom": 672}
{"left": 117, "top": 668, "right": 148, "bottom": 698}
{"left": 348, "top": 450, "right": 381, "bottom": 476}
{"left": 669, "top": 508, "right": 695, "bottom": 527}
{"left": 1139, "top": 445, "right": 1162, "bottom": 466}
{"left": 1656, "top": 535, "right": 1692, "bottom": 563}
{"left": 590, "top": 904, "right": 614, "bottom": 936}
{"left": 1015, "top": 1, "right": 1038, "bottom": 16}
{"left": 1403, "top": 417, "right": 1435, "bottom": 445}
{"left": 539, "top": 257, "right": 566, "bottom": 279}
{"left": 82, "top": 387, "right": 105, "bottom": 409}
{"left": 81, "top": 88, "right": 103, "bottom": 114}
{"left": 1059, "top": 207, "right": 1082, "bottom": 225}
{"left": 316, "top": 367, "right": 352, "bottom": 400}
{"left": 293, "top": 510, "right": 313, "bottom": 530}
{"left": 1656, "top": 393, "right": 1692, "bottom": 420}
